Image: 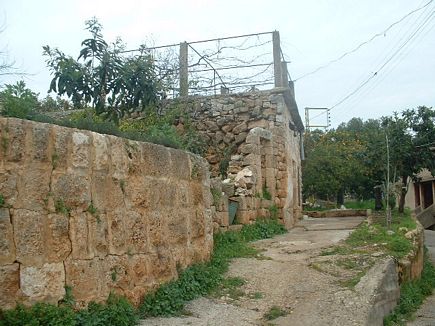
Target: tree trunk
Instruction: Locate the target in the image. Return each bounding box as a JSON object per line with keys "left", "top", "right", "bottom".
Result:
{"left": 398, "top": 175, "right": 408, "bottom": 213}
{"left": 337, "top": 189, "right": 344, "bottom": 206}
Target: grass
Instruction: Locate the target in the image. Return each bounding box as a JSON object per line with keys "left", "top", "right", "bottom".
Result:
{"left": 345, "top": 210, "right": 415, "bottom": 259}
{"left": 344, "top": 199, "right": 375, "bottom": 210}
{"left": 139, "top": 218, "right": 286, "bottom": 317}
{"left": 263, "top": 305, "right": 288, "bottom": 320}
{"left": 211, "top": 277, "right": 246, "bottom": 300}
{"left": 0, "top": 293, "right": 138, "bottom": 326}
{"left": 384, "top": 249, "right": 435, "bottom": 325}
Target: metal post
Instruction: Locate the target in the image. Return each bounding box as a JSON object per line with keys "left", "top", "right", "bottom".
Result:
{"left": 272, "top": 31, "right": 282, "bottom": 88}
{"left": 179, "top": 42, "right": 189, "bottom": 96}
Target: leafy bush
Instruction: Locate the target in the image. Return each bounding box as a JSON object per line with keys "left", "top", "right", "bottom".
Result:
{"left": 0, "top": 293, "right": 138, "bottom": 326}
{"left": 0, "top": 81, "right": 40, "bottom": 118}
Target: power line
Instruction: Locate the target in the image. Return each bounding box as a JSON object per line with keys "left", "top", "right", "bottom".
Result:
{"left": 309, "top": 8, "right": 435, "bottom": 123}
{"left": 294, "top": 0, "right": 434, "bottom": 82}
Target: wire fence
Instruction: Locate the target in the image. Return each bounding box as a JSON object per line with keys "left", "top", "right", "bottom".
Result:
{"left": 122, "top": 31, "right": 290, "bottom": 97}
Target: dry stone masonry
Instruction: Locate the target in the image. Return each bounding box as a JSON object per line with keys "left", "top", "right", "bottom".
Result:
{"left": 162, "top": 87, "right": 304, "bottom": 229}
{"left": 0, "top": 118, "right": 213, "bottom": 308}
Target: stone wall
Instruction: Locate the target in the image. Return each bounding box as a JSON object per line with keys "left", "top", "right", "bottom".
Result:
{"left": 0, "top": 117, "right": 213, "bottom": 309}
{"left": 162, "top": 87, "right": 304, "bottom": 229}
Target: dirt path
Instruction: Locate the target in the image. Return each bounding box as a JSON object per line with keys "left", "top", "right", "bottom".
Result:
{"left": 141, "top": 216, "right": 371, "bottom": 326}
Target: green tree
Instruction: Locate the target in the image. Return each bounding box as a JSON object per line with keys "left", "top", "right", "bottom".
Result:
{"left": 0, "top": 81, "right": 40, "bottom": 118}
{"left": 43, "top": 17, "right": 161, "bottom": 122}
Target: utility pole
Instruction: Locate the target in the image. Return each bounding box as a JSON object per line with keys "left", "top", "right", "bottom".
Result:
{"left": 386, "top": 133, "right": 392, "bottom": 230}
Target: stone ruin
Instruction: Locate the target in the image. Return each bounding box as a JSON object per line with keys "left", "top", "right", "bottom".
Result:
{"left": 161, "top": 86, "right": 304, "bottom": 230}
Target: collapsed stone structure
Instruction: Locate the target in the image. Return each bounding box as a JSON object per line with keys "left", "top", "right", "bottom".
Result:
{"left": 0, "top": 118, "right": 212, "bottom": 308}
{"left": 163, "top": 86, "right": 304, "bottom": 229}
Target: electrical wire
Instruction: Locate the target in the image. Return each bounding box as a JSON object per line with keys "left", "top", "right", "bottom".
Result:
{"left": 294, "top": 0, "right": 434, "bottom": 82}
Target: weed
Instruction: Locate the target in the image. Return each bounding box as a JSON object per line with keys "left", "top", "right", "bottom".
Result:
{"left": 339, "top": 271, "right": 367, "bottom": 289}
{"left": 191, "top": 163, "right": 200, "bottom": 179}
{"left": 211, "top": 277, "right": 246, "bottom": 300}
{"left": 262, "top": 187, "right": 272, "bottom": 200}
{"left": 320, "top": 246, "right": 356, "bottom": 256}
{"left": 0, "top": 194, "right": 4, "bottom": 208}
{"left": 250, "top": 292, "right": 264, "bottom": 299}
{"left": 211, "top": 188, "right": 222, "bottom": 207}
{"left": 87, "top": 202, "right": 97, "bottom": 215}
{"left": 384, "top": 249, "right": 435, "bottom": 325}
{"left": 111, "top": 267, "right": 119, "bottom": 282}
{"left": 264, "top": 306, "right": 288, "bottom": 320}
{"left": 268, "top": 204, "right": 279, "bottom": 219}
{"left": 119, "top": 180, "right": 126, "bottom": 194}
{"left": 51, "top": 152, "right": 59, "bottom": 169}
{"left": 55, "top": 199, "right": 70, "bottom": 215}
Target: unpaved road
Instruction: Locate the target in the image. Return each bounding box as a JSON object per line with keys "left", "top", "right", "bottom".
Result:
{"left": 140, "top": 216, "right": 376, "bottom": 326}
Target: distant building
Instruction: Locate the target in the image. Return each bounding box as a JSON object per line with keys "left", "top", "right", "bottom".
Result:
{"left": 405, "top": 169, "right": 434, "bottom": 209}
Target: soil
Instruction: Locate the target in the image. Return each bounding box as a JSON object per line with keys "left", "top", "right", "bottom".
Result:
{"left": 140, "top": 216, "right": 378, "bottom": 326}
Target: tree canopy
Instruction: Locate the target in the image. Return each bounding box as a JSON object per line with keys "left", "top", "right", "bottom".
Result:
{"left": 43, "top": 18, "right": 163, "bottom": 122}
{"left": 303, "top": 107, "right": 435, "bottom": 211}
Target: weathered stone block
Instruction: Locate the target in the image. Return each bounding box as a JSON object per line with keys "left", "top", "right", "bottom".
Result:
{"left": 71, "top": 131, "right": 91, "bottom": 169}
{"left": 16, "top": 167, "right": 51, "bottom": 211}
{"left": 69, "top": 211, "right": 93, "bottom": 260}
{"left": 0, "top": 171, "right": 17, "bottom": 207}
{"left": 5, "top": 118, "right": 25, "bottom": 162}
{"left": 65, "top": 258, "right": 108, "bottom": 305}
{"left": 20, "top": 262, "right": 65, "bottom": 304}
{"left": 93, "top": 133, "right": 109, "bottom": 171}
{"left": 0, "top": 208, "right": 15, "bottom": 264}
{"left": 51, "top": 173, "right": 91, "bottom": 210}
{"left": 248, "top": 119, "right": 269, "bottom": 129}
{"left": 125, "top": 210, "right": 148, "bottom": 254}
{"left": 13, "top": 209, "right": 45, "bottom": 265}
{"left": 0, "top": 263, "right": 20, "bottom": 309}
{"left": 232, "top": 122, "right": 248, "bottom": 135}
{"left": 52, "top": 125, "right": 70, "bottom": 170}
{"left": 31, "top": 123, "right": 51, "bottom": 162}
{"left": 46, "top": 213, "right": 71, "bottom": 261}
{"left": 107, "top": 210, "right": 127, "bottom": 255}
{"left": 88, "top": 213, "right": 109, "bottom": 257}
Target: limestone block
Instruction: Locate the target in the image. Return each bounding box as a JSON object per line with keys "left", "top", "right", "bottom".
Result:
{"left": 235, "top": 131, "right": 248, "bottom": 145}
{"left": 175, "top": 182, "right": 193, "bottom": 208}
{"left": 46, "top": 213, "right": 71, "bottom": 261}
{"left": 215, "top": 211, "right": 229, "bottom": 227}
{"left": 5, "top": 118, "right": 25, "bottom": 162}
{"left": 125, "top": 210, "right": 148, "bottom": 254}
{"left": 149, "top": 249, "right": 177, "bottom": 282}
{"left": 91, "top": 172, "right": 124, "bottom": 211}
{"left": 13, "top": 209, "right": 45, "bottom": 265}
{"left": 232, "top": 122, "right": 248, "bottom": 135}
{"left": 221, "top": 123, "right": 235, "bottom": 133}
{"left": 88, "top": 213, "right": 109, "bottom": 257}
{"left": 51, "top": 173, "right": 91, "bottom": 210}
{"left": 239, "top": 143, "right": 258, "bottom": 155}
{"left": 93, "top": 133, "right": 109, "bottom": 171}
{"left": 69, "top": 211, "right": 93, "bottom": 260}
{"left": 109, "top": 137, "right": 129, "bottom": 180}
{"left": 125, "top": 254, "right": 153, "bottom": 305}
{"left": 236, "top": 210, "right": 254, "bottom": 224}
{"left": 0, "top": 171, "right": 17, "bottom": 207}
{"left": 71, "top": 131, "right": 91, "bottom": 169}
{"left": 168, "top": 149, "right": 191, "bottom": 180}
{"left": 0, "top": 263, "right": 20, "bottom": 309}
{"left": 148, "top": 211, "right": 168, "bottom": 248}
{"left": 223, "top": 133, "right": 235, "bottom": 144}
{"left": 107, "top": 210, "right": 127, "bottom": 255}
{"left": 0, "top": 208, "right": 15, "bottom": 264}
{"left": 248, "top": 119, "right": 269, "bottom": 129}
{"left": 204, "top": 121, "right": 219, "bottom": 132}
{"left": 65, "top": 258, "right": 108, "bottom": 305}
{"left": 31, "top": 123, "right": 51, "bottom": 162}
{"left": 16, "top": 167, "right": 51, "bottom": 211}
{"left": 20, "top": 262, "right": 65, "bottom": 304}
{"left": 167, "top": 208, "right": 188, "bottom": 245}
{"left": 191, "top": 209, "right": 206, "bottom": 238}
{"left": 191, "top": 182, "right": 204, "bottom": 206}
{"left": 51, "top": 125, "right": 70, "bottom": 170}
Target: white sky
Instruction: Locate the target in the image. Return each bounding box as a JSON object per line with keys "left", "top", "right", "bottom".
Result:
{"left": 1, "top": 0, "right": 434, "bottom": 127}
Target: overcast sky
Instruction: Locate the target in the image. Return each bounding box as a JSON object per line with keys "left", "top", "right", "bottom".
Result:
{"left": 1, "top": 0, "right": 434, "bottom": 127}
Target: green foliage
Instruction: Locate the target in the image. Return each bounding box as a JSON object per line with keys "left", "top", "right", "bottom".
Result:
{"left": 38, "top": 95, "right": 71, "bottom": 112}
{"left": 345, "top": 210, "right": 415, "bottom": 259}
{"left": 262, "top": 187, "right": 272, "bottom": 200}
{"left": 218, "top": 145, "right": 236, "bottom": 178}
{"left": 87, "top": 202, "right": 98, "bottom": 215}
{"left": 384, "top": 251, "right": 435, "bottom": 325}
{"left": 211, "top": 188, "right": 222, "bottom": 207}
{"left": 263, "top": 305, "right": 288, "bottom": 320}
{"left": 43, "top": 17, "right": 162, "bottom": 121}
{"left": 268, "top": 204, "right": 279, "bottom": 219}
{"left": 0, "top": 81, "right": 39, "bottom": 118}
{"left": 139, "top": 218, "right": 286, "bottom": 317}
{"left": 55, "top": 199, "right": 71, "bottom": 215}
{"left": 0, "top": 293, "right": 138, "bottom": 326}
{"left": 0, "top": 194, "right": 4, "bottom": 207}
{"left": 344, "top": 199, "right": 375, "bottom": 210}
